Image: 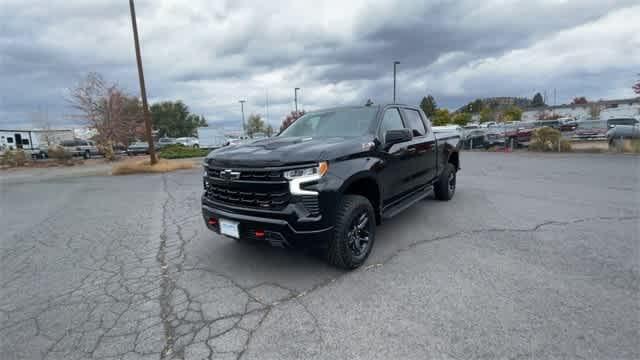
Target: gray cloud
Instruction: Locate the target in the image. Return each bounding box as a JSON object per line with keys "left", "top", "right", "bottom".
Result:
{"left": 1, "top": 0, "right": 639, "bottom": 129}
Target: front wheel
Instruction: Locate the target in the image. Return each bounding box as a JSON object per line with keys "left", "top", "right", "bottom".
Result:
{"left": 326, "top": 195, "right": 376, "bottom": 269}
{"left": 434, "top": 163, "right": 456, "bottom": 201}
{"left": 83, "top": 150, "right": 90, "bottom": 159}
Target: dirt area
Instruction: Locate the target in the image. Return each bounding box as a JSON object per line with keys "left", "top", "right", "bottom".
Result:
{"left": 1, "top": 155, "right": 203, "bottom": 185}
{"left": 570, "top": 140, "right": 609, "bottom": 152}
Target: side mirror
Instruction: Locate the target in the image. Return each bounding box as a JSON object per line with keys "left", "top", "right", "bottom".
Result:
{"left": 384, "top": 129, "right": 412, "bottom": 147}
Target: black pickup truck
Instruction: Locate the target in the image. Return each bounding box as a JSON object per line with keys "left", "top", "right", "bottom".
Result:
{"left": 202, "top": 104, "right": 461, "bottom": 269}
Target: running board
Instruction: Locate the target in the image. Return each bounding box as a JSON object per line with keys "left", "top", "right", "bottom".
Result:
{"left": 382, "top": 186, "right": 432, "bottom": 220}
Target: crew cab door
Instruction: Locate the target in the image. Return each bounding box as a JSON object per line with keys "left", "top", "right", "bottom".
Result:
{"left": 400, "top": 108, "right": 438, "bottom": 185}
{"left": 377, "top": 107, "right": 414, "bottom": 205}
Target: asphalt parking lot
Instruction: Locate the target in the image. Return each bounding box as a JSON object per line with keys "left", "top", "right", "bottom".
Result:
{"left": 1, "top": 152, "right": 638, "bottom": 360}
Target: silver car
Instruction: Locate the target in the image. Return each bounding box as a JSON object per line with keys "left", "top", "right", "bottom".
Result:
{"left": 59, "top": 139, "right": 101, "bottom": 159}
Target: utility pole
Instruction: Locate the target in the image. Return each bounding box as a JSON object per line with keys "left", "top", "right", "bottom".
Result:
{"left": 239, "top": 100, "right": 246, "bottom": 136}
{"left": 393, "top": 61, "right": 400, "bottom": 103}
{"left": 129, "top": 0, "right": 157, "bottom": 164}
{"left": 554, "top": 88, "right": 557, "bottom": 106}
{"left": 294, "top": 87, "right": 300, "bottom": 113}
{"left": 265, "top": 90, "right": 270, "bottom": 135}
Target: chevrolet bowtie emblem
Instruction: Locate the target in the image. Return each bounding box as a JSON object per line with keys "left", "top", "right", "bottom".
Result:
{"left": 220, "top": 169, "right": 241, "bottom": 180}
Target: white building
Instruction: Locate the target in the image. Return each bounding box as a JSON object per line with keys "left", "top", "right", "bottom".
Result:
{"left": 522, "top": 97, "right": 640, "bottom": 122}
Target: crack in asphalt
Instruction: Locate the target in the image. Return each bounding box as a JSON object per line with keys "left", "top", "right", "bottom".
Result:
{"left": 158, "top": 175, "right": 177, "bottom": 359}
{"left": 1, "top": 166, "right": 636, "bottom": 360}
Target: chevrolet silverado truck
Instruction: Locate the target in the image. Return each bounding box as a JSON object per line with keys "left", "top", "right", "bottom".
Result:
{"left": 202, "top": 104, "right": 461, "bottom": 269}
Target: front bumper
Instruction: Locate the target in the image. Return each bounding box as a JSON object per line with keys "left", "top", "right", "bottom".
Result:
{"left": 202, "top": 200, "right": 333, "bottom": 248}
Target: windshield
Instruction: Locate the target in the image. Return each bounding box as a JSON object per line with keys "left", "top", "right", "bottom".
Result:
{"left": 279, "top": 108, "right": 377, "bottom": 138}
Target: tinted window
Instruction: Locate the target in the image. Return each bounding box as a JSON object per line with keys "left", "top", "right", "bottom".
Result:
{"left": 61, "top": 140, "right": 75, "bottom": 146}
{"left": 404, "top": 109, "right": 427, "bottom": 136}
{"left": 7, "top": 137, "right": 13, "bottom": 143}
{"left": 379, "top": 108, "right": 404, "bottom": 135}
{"left": 22, "top": 139, "right": 29, "bottom": 145}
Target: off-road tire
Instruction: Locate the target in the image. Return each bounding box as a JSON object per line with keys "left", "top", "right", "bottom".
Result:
{"left": 326, "top": 195, "right": 375, "bottom": 269}
{"left": 434, "top": 162, "right": 456, "bottom": 201}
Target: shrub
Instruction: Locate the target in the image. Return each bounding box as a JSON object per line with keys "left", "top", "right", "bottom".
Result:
{"left": 48, "top": 146, "right": 74, "bottom": 165}
{"left": 528, "top": 127, "right": 572, "bottom": 152}
{"left": 159, "top": 144, "right": 209, "bottom": 159}
{"left": 98, "top": 143, "right": 116, "bottom": 161}
{"left": 0, "top": 150, "right": 28, "bottom": 167}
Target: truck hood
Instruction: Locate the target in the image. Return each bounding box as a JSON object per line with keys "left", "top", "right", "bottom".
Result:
{"left": 205, "top": 136, "right": 373, "bottom": 167}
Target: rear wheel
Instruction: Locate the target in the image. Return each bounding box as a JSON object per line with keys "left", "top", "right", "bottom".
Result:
{"left": 83, "top": 150, "right": 90, "bottom": 159}
{"left": 434, "top": 163, "right": 456, "bottom": 201}
{"left": 326, "top": 195, "right": 375, "bottom": 269}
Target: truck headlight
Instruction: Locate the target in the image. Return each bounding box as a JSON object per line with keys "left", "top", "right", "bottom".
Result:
{"left": 284, "top": 162, "right": 328, "bottom": 195}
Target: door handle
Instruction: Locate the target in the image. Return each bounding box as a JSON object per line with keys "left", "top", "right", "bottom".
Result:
{"left": 407, "top": 147, "right": 416, "bottom": 154}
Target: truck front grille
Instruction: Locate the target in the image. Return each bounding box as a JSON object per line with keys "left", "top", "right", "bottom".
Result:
{"left": 204, "top": 167, "right": 290, "bottom": 210}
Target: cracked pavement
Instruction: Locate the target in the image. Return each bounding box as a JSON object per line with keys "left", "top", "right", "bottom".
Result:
{"left": 1, "top": 152, "right": 639, "bottom": 359}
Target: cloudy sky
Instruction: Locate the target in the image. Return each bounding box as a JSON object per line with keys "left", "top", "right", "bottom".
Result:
{"left": 1, "top": 0, "right": 639, "bottom": 130}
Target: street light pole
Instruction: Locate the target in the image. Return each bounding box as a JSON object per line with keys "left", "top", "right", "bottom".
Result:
{"left": 128, "top": 0, "right": 157, "bottom": 165}
{"left": 294, "top": 87, "right": 300, "bottom": 113}
{"left": 239, "top": 100, "right": 246, "bottom": 136}
{"left": 393, "top": 61, "right": 400, "bottom": 104}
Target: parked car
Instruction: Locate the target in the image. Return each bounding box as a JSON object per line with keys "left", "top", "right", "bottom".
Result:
{"left": 558, "top": 117, "right": 578, "bottom": 132}
{"left": 227, "top": 136, "right": 250, "bottom": 146}
{"left": 480, "top": 121, "right": 498, "bottom": 128}
{"left": 156, "top": 137, "right": 176, "bottom": 149}
{"left": 607, "top": 124, "right": 640, "bottom": 150}
{"left": 175, "top": 137, "right": 199, "bottom": 148}
{"left": 574, "top": 120, "right": 608, "bottom": 140}
{"left": 202, "top": 104, "right": 461, "bottom": 269}
{"left": 607, "top": 123, "right": 640, "bottom": 142}
{"left": 485, "top": 127, "right": 506, "bottom": 147}
{"left": 197, "top": 128, "right": 228, "bottom": 149}
{"left": 126, "top": 142, "right": 150, "bottom": 155}
{"left": 432, "top": 125, "right": 462, "bottom": 136}
{"left": 505, "top": 127, "right": 535, "bottom": 147}
{"left": 463, "top": 129, "right": 487, "bottom": 149}
{"left": 59, "top": 139, "right": 101, "bottom": 159}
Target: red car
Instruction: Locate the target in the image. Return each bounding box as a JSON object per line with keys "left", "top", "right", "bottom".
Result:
{"left": 505, "top": 127, "right": 535, "bottom": 146}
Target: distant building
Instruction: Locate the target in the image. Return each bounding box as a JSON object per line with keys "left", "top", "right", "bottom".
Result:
{"left": 522, "top": 97, "right": 640, "bottom": 122}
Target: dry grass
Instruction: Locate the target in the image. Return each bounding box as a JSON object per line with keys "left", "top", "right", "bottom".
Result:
{"left": 620, "top": 139, "right": 640, "bottom": 153}
{"left": 112, "top": 158, "right": 195, "bottom": 175}
{"left": 571, "top": 140, "right": 609, "bottom": 153}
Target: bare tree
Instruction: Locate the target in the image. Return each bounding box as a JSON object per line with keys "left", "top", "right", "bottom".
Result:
{"left": 69, "top": 73, "right": 142, "bottom": 149}
{"left": 69, "top": 72, "right": 107, "bottom": 132}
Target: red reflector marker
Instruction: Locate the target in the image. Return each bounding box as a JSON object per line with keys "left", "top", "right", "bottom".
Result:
{"left": 255, "top": 230, "right": 265, "bottom": 238}
{"left": 207, "top": 218, "right": 217, "bottom": 225}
